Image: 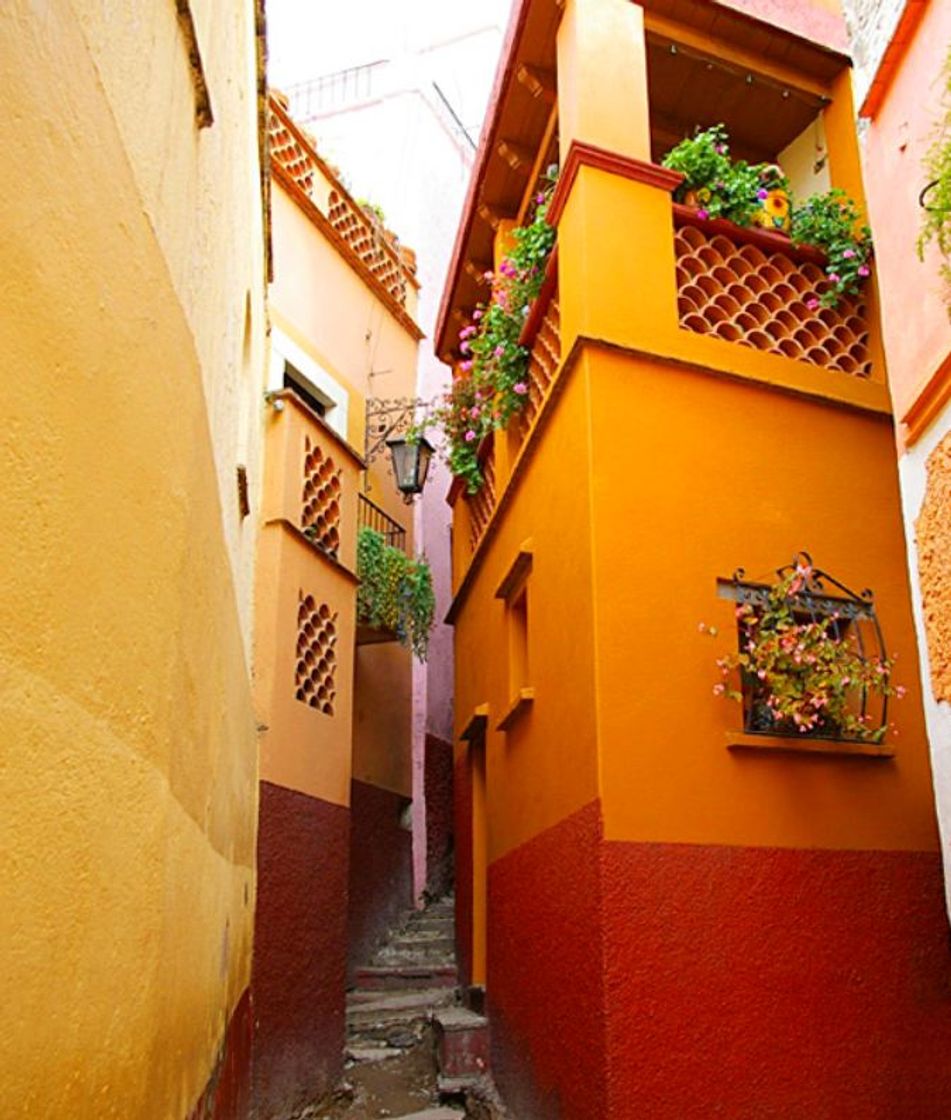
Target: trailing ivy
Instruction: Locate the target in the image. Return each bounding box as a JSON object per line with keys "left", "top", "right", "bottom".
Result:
{"left": 918, "top": 45, "right": 951, "bottom": 305}
{"left": 356, "top": 527, "right": 435, "bottom": 660}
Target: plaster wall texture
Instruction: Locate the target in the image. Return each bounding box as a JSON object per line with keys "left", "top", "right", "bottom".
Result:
{"left": 899, "top": 412, "right": 951, "bottom": 913}
{"left": 710, "top": 0, "right": 849, "bottom": 53}
{"left": 847, "top": 0, "right": 951, "bottom": 422}
{"left": 73, "top": 0, "right": 268, "bottom": 659}
{"left": 0, "top": 3, "right": 263, "bottom": 1116}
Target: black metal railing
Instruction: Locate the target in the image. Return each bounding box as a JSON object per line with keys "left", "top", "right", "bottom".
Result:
{"left": 358, "top": 492, "right": 407, "bottom": 553}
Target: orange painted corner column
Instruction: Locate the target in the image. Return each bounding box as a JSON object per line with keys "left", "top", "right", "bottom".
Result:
{"left": 556, "top": 0, "right": 651, "bottom": 165}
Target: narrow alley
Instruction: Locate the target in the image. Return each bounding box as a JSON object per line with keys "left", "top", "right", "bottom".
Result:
{"left": 4, "top": 1, "right": 951, "bottom": 1118}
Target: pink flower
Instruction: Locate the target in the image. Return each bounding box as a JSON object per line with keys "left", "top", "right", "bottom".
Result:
{"left": 460, "top": 341, "right": 470, "bottom": 354}
{"left": 858, "top": 265, "right": 870, "bottom": 277}
{"left": 459, "top": 325, "right": 476, "bottom": 339}
{"left": 828, "top": 272, "right": 841, "bottom": 284}
{"left": 715, "top": 144, "right": 727, "bottom": 155}
{"left": 459, "top": 359, "right": 473, "bottom": 372}
{"left": 713, "top": 683, "right": 725, "bottom": 696}
{"left": 513, "top": 382, "right": 528, "bottom": 395}
{"left": 473, "top": 308, "right": 483, "bottom": 320}
{"left": 842, "top": 248, "right": 855, "bottom": 259}
{"left": 536, "top": 192, "right": 545, "bottom": 204}
{"left": 806, "top": 298, "right": 820, "bottom": 311}
{"left": 470, "top": 406, "right": 480, "bottom": 419}
{"left": 895, "top": 685, "right": 907, "bottom": 698}
{"left": 483, "top": 270, "right": 494, "bottom": 281}
{"left": 697, "top": 208, "right": 709, "bottom": 221}
{"left": 464, "top": 430, "right": 477, "bottom": 442}
{"left": 494, "top": 344, "right": 505, "bottom": 357}
{"left": 757, "top": 188, "right": 769, "bottom": 201}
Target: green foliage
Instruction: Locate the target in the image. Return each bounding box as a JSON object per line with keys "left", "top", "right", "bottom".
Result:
{"left": 703, "top": 562, "right": 902, "bottom": 742}
{"left": 790, "top": 189, "right": 872, "bottom": 307}
{"left": 356, "top": 527, "right": 435, "bottom": 660}
{"left": 662, "top": 125, "right": 871, "bottom": 308}
{"left": 414, "top": 169, "right": 559, "bottom": 494}
{"left": 918, "top": 46, "right": 951, "bottom": 303}
{"left": 357, "top": 197, "right": 387, "bottom": 225}
{"left": 661, "top": 125, "right": 784, "bottom": 227}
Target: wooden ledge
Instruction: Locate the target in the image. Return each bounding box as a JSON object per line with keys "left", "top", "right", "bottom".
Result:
{"left": 461, "top": 704, "right": 489, "bottom": 743}
{"left": 495, "top": 541, "right": 534, "bottom": 601}
{"left": 673, "top": 204, "right": 828, "bottom": 266}
{"left": 727, "top": 731, "right": 894, "bottom": 758}
{"left": 497, "top": 688, "right": 534, "bottom": 732}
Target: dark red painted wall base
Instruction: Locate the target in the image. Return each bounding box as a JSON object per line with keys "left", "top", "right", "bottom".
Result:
{"left": 425, "top": 733, "right": 454, "bottom": 899}
{"left": 602, "top": 838, "right": 951, "bottom": 1120}
{"left": 487, "top": 801, "right": 608, "bottom": 1120}
{"left": 251, "top": 781, "right": 349, "bottom": 1120}
{"left": 484, "top": 800, "right": 951, "bottom": 1120}
{"left": 186, "top": 987, "right": 252, "bottom": 1120}
{"left": 347, "top": 778, "right": 413, "bottom": 977}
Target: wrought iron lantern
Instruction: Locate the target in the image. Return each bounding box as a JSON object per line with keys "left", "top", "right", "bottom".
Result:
{"left": 365, "top": 397, "right": 436, "bottom": 501}
{"left": 386, "top": 435, "right": 434, "bottom": 497}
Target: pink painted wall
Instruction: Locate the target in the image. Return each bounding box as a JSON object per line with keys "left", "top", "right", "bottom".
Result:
{"left": 710, "top": 0, "right": 849, "bottom": 53}
{"left": 859, "top": 0, "right": 951, "bottom": 426}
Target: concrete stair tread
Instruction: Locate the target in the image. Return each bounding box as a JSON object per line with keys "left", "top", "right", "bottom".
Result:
{"left": 388, "top": 1110, "right": 465, "bottom": 1119}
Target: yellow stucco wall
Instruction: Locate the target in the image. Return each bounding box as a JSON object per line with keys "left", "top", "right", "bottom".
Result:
{"left": 268, "top": 179, "right": 420, "bottom": 800}
{"left": 0, "top": 3, "right": 264, "bottom": 1117}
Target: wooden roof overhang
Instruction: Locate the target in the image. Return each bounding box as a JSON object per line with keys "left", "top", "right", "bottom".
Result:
{"left": 435, "top": 0, "right": 851, "bottom": 362}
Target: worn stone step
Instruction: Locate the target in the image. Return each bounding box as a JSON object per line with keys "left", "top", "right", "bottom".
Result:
{"left": 406, "top": 916, "right": 454, "bottom": 934}
{"left": 354, "top": 964, "right": 457, "bottom": 991}
{"left": 393, "top": 927, "right": 455, "bottom": 944}
{"left": 345, "top": 987, "right": 457, "bottom": 1028}
{"left": 434, "top": 1006, "right": 490, "bottom": 1084}
{"left": 372, "top": 945, "right": 455, "bottom": 967}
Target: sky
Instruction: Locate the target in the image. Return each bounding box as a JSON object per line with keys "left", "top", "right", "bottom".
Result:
{"left": 267, "top": 0, "right": 515, "bottom": 91}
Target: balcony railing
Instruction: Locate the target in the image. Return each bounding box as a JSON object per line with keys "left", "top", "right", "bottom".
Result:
{"left": 358, "top": 492, "right": 407, "bottom": 553}
{"left": 466, "top": 441, "right": 497, "bottom": 552}
{"left": 673, "top": 206, "right": 872, "bottom": 378}
{"left": 267, "top": 94, "right": 417, "bottom": 311}
{"left": 516, "top": 246, "right": 561, "bottom": 445}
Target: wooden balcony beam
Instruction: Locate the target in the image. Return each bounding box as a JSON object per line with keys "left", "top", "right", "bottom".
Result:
{"left": 516, "top": 63, "right": 556, "bottom": 104}
{"left": 497, "top": 138, "right": 535, "bottom": 172}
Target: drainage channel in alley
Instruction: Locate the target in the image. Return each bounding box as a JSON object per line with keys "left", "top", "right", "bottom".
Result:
{"left": 294, "top": 895, "right": 507, "bottom": 1120}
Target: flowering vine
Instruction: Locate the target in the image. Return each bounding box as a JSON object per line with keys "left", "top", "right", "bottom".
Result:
{"left": 418, "top": 170, "right": 558, "bottom": 494}
{"left": 701, "top": 559, "right": 903, "bottom": 743}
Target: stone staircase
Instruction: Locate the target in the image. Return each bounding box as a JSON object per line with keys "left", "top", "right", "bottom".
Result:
{"left": 338, "top": 894, "right": 501, "bottom": 1119}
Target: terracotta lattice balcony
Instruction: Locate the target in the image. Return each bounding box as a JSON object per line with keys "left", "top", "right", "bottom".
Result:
{"left": 673, "top": 207, "right": 872, "bottom": 378}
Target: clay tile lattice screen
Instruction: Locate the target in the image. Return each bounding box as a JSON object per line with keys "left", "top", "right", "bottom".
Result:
{"left": 295, "top": 593, "right": 337, "bottom": 715}
{"left": 268, "top": 110, "right": 316, "bottom": 196}
{"left": 302, "top": 436, "right": 342, "bottom": 558}
{"left": 467, "top": 446, "right": 497, "bottom": 552}
{"left": 520, "top": 296, "right": 561, "bottom": 438}
{"left": 674, "top": 223, "right": 871, "bottom": 377}
{"left": 327, "top": 190, "right": 408, "bottom": 306}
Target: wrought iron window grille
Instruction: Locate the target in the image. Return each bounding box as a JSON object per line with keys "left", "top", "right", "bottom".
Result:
{"left": 717, "top": 552, "right": 890, "bottom": 742}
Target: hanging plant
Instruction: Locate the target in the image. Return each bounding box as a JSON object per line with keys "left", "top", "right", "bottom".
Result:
{"left": 416, "top": 169, "right": 559, "bottom": 494}
{"left": 356, "top": 527, "right": 435, "bottom": 660}
{"left": 918, "top": 45, "right": 951, "bottom": 307}
{"left": 701, "top": 557, "right": 903, "bottom": 742}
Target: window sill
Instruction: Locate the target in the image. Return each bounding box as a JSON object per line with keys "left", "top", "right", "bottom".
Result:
{"left": 497, "top": 688, "right": 534, "bottom": 732}
{"left": 726, "top": 731, "right": 894, "bottom": 758}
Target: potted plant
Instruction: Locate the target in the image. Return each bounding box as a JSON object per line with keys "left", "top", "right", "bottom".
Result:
{"left": 751, "top": 163, "right": 792, "bottom": 234}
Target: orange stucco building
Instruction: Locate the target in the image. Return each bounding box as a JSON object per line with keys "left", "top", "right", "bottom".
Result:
{"left": 437, "top": 1, "right": 951, "bottom": 1116}
{"left": 250, "top": 94, "right": 423, "bottom": 1116}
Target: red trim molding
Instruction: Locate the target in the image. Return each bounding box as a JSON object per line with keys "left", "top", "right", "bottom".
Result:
{"left": 547, "top": 140, "right": 684, "bottom": 227}
{"left": 902, "top": 349, "right": 951, "bottom": 448}
{"left": 673, "top": 204, "right": 828, "bottom": 266}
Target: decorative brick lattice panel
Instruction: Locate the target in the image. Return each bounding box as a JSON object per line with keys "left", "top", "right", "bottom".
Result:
{"left": 295, "top": 593, "right": 337, "bottom": 715}
{"left": 268, "top": 109, "right": 316, "bottom": 196}
{"left": 520, "top": 296, "right": 561, "bottom": 438}
{"left": 467, "top": 447, "right": 497, "bottom": 551}
{"left": 327, "top": 190, "right": 407, "bottom": 306}
{"left": 301, "top": 436, "right": 342, "bottom": 558}
{"left": 674, "top": 224, "right": 872, "bottom": 377}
